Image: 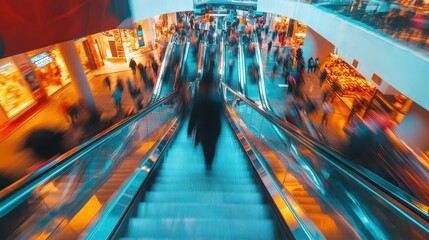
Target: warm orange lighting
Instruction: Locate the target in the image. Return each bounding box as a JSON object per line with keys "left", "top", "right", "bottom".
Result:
{"left": 68, "top": 195, "right": 102, "bottom": 231}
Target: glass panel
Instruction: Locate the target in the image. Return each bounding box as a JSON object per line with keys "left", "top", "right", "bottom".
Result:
{"left": 0, "top": 98, "right": 177, "bottom": 239}
{"left": 224, "top": 88, "right": 428, "bottom": 239}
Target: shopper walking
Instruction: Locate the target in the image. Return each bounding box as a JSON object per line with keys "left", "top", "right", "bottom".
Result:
{"left": 129, "top": 58, "right": 137, "bottom": 74}
{"left": 187, "top": 76, "right": 222, "bottom": 171}
{"left": 314, "top": 57, "right": 320, "bottom": 73}
{"left": 112, "top": 80, "right": 124, "bottom": 116}
{"left": 267, "top": 40, "right": 272, "bottom": 55}
{"left": 321, "top": 101, "right": 332, "bottom": 126}
{"left": 138, "top": 62, "right": 147, "bottom": 85}
{"left": 307, "top": 57, "right": 315, "bottom": 73}
{"left": 151, "top": 58, "right": 159, "bottom": 77}
{"left": 104, "top": 76, "right": 111, "bottom": 91}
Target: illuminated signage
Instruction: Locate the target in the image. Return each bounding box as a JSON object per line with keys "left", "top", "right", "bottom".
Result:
{"left": 0, "top": 62, "right": 12, "bottom": 71}
{"left": 137, "top": 25, "right": 145, "bottom": 47}
{"left": 30, "top": 52, "right": 53, "bottom": 68}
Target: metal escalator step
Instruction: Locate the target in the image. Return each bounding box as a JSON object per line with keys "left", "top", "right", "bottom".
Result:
{"left": 160, "top": 163, "right": 250, "bottom": 171}
{"left": 155, "top": 171, "right": 253, "bottom": 179}
{"left": 127, "top": 218, "right": 275, "bottom": 239}
{"left": 144, "top": 191, "right": 263, "bottom": 204}
{"left": 137, "top": 202, "right": 271, "bottom": 219}
{"left": 150, "top": 182, "right": 258, "bottom": 192}
{"left": 154, "top": 176, "right": 255, "bottom": 185}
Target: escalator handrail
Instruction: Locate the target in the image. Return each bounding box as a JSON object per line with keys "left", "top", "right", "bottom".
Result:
{"left": 221, "top": 82, "right": 429, "bottom": 223}
{"left": 173, "top": 36, "right": 190, "bottom": 91}
{"left": 223, "top": 104, "right": 325, "bottom": 240}
{"left": 237, "top": 36, "right": 247, "bottom": 97}
{"left": 84, "top": 82, "right": 198, "bottom": 240}
{"left": 252, "top": 29, "right": 273, "bottom": 112}
{"left": 0, "top": 92, "right": 177, "bottom": 218}
{"left": 150, "top": 33, "right": 178, "bottom": 103}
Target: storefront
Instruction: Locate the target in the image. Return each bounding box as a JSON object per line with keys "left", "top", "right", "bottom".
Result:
{"left": 28, "top": 47, "right": 70, "bottom": 96}
{"left": 0, "top": 58, "right": 35, "bottom": 124}
{"left": 323, "top": 53, "right": 412, "bottom": 123}
{"left": 152, "top": 14, "right": 170, "bottom": 44}
{"left": 90, "top": 29, "right": 138, "bottom": 63}
{"left": 267, "top": 14, "right": 307, "bottom": 47}
{"left": 75, "top": 38, "right": 97, "bottom": 73}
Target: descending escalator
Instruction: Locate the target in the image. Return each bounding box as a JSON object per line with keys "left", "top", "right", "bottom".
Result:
{"left": 241, "top": 34, "right": 260, "bottom": 101}
{"left": 120, "top": 118, "right": 288, "bottom": 239}
{"left": 224, "top": 39, "right": 240, "bottom": 91}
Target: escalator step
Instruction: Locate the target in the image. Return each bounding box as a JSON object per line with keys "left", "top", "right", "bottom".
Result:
{"left": 127, "top": 218, "right": 275, "bottom": 239}
{"left": 150, "top": 182, "right": 258, "bottom": 192}
{"left": 144, "top": 191, "right": 263, "bottom": 204}
{"left": 137, "top": 203, "right": 271, "bottom": 219}
{"left": 154, "top": 176, "right": 255, "bottom": 185}
{"left": 155, "top": 171, "right": 253, "bottom": 178}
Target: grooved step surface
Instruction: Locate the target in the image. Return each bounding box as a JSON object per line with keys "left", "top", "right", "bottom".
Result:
{"left": 124, "top": 119, "right": 278, "bottom": 238}
{"left": 127, "top": 218, "right": 275, "bottom": 239}
{"left": 137, "top": 202, "right": 271, "bottom": 219}
{"left": 143, "top": 191, "right": 264, "bottom": 204}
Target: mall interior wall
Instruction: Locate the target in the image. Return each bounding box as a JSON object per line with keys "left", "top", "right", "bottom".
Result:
{"left": 129, "top": 0, "right": 193, "bottom": 23}
{"left": 394, "top": 102, "right": 429, "bottom": 153}
{"left": 302, "top": 27, "right": 335, "bottom": 66}
{"left": 257, "top": 0, "right": 429, "bottom": 111}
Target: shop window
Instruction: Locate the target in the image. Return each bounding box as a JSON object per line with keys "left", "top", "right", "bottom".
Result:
{"left": 29, "top": 48, "right": 70, "bottom": 96}
{"left": 0, "top": 60, "right": 35, "bottom": 118}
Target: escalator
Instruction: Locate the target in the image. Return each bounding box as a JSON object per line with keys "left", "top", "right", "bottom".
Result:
{"left": 220, "top": 83, "right": 429, "bottom": 239}
{"left": 224, "top": 37, "right": 240, "bottom": 91}
{"left": 117, "top": 118, "right": 289, "bottom": 239}
{"left": 1, "top": 30, "right": 428, "bottom": 239}
{"left": 158, "top": 38, "right": 185, "bottom": 99}
{"left": 241, "top": 34, "right": 260, "bottom": 102}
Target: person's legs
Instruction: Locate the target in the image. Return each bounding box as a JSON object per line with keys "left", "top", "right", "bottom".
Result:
{"left": 202, "top": 141, "right": 215, "bottom": 170}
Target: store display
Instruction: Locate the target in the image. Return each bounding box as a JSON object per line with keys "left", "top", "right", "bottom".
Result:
{"left": 29, "top": 49, "right": 70, "bottom": 96}
{"left": 324, "top": 54, "right": 376, "bottom": 97}
{"left": 0, "top": 61, "right": 34, "bottom": 118}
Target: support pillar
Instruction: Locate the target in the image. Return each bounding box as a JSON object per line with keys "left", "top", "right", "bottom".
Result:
{"left": 302, "top": 27, "right": 335, "bottom": 66}
{"left": 141, "top": 18, "right": 155, "bottom": 49}
{"left": 58, "top": 40, "right": 95, "bottom": 109}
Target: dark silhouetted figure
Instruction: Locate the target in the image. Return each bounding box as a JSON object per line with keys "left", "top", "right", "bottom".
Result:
{"left": 104, "top": 76, "right": 111, "bottom": 91}
{"left": 188, "top": 77, "right": 222, "bottom": 171}
{"left": 22, "top": 128, "right": 66, "bottom": 160}
{"left": 138, "top": 62, "right": 146, "bottom": 85}
{"left": 129, "top": 58, "right": 137, "bottom": 74}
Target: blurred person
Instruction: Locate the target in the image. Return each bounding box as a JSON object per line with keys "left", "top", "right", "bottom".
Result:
{"left": 264, "top": 24, "right": 269, "bottom": 37}
{"left": 104, "top": 76, "right": 111, "bottom": 91}
{"left": 322, "top": 87, "right": 332, "bottom": 103}
{"left": 138, "top": 62, "right": 147, "bottom": 86}
{"left": 22, "top": 128, "right": 67, "bottom": 161}
{"left": 321, "top": 101, "right": 332, "bottom": 126}
{"left": 112, "top": 80, "right": 124, "bottom": 116}
{"left": 314, "top": 57, "right": 320, "bottom": 73}
{"left": 267, "top": 40, "right": 272, "bottom": 55}
{"left": 151, "top": 58, "right": 159, "bottom": 77}
{"left": 228, "top": 59, "right": 234, "bottom": 80}
{"left": 307, "top": 57, "right": 315, "bottom": 73}
{"left": 319, "top": 69, "right": 327, "bottom": 86}
{"left": 187, "top": 72, "right": 222, "bottom": 171}
{"left": 129, "top": 58, "right": 137, "bottom": 74}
